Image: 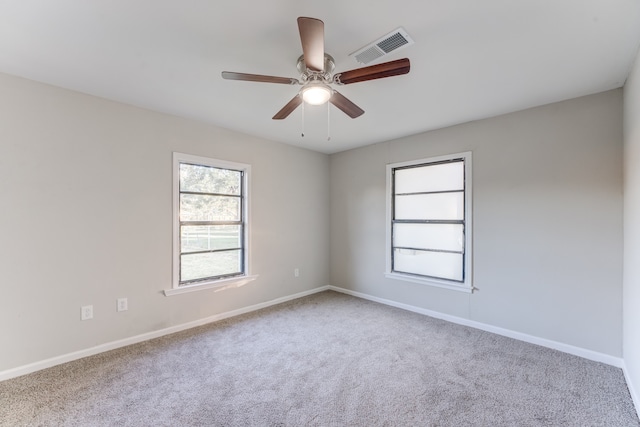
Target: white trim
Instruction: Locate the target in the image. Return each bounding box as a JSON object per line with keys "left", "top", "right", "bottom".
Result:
{"left": 384, "top": 272, "right": 474, "bottom": 293}
{"left": 327, "top": 285, "right": 623, "bottom": 368}
{"left": 623, "top": 362, "right": 640, "bottom": 419}
{"left": 385, "top": 151, "right": 473, "bottom": 292}
{"left": 163, "top": 274, "right": 258, "bottom": 296}
{"left": 0, "top": 286, "right": 330, "bottom": 382}
{"left": 1, "top": 283, "right": 627, "bottom": 393}
{"left": 172, "top": 152, "right": 252, "bottom": 292}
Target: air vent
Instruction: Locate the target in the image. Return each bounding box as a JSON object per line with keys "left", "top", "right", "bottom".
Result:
{"left": 349, "top": 27, "right": 414, "bottom": 65}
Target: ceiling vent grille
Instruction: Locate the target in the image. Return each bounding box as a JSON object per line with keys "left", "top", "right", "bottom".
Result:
{"left": 349, "top": 27, "right": 414, "bottom": 65}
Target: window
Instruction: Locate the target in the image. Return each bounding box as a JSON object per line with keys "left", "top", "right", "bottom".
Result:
{"left": 385, "top": 152, "right": 473, "bottom": 292}
{"left": 166, "top": 152, "right": 256, "bottom": 296}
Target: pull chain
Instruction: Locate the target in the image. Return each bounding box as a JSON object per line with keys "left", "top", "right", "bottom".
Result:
{"left": 301, "top": 100, "right": 305, "bottom": 138}
{"left": 327, "top": 101, "right": 331, "bottom": 141}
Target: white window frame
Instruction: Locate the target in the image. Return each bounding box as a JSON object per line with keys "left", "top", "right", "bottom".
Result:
{"left": 165, "top": 152, "right": 257, "bottom": 296}
{"left": 385, "top": 151, "right": 473, "bottom": 293}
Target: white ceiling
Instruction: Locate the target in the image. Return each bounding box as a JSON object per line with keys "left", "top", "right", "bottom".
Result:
{"left": 1, "top": 1, "right": 639, "bottom": 154}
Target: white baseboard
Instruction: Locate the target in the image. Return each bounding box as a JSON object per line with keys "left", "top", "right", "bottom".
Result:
{"left": 0, "top": 284, "right": 627, "bottom": 384}
{"left": 327, "top": 285, "right": 624, "bottom": 368}
{"left": 623, "top": 362, "right": 640, "bottom": 419}
{"left": 0, "top": 286, "right": 331, "bottom": 382}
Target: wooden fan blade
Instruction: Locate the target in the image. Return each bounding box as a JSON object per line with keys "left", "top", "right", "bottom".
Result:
{"left": 298, "top": 17, "right": 325, "bottom": 72}
{"left": 330, "top": 90, "right": 364, "bottom": 119}
{"left": 273, "top": 95, "right": 303, "bottom": 120}
{"left": 222, "top": 71, "right": 297, "bottom": 85}
{"left": 335, "top": 58, "right": 410, "bottom": 85}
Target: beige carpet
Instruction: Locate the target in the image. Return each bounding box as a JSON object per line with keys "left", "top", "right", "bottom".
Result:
{"left": 0, "top": 291, "right": 638, "bottom": 426}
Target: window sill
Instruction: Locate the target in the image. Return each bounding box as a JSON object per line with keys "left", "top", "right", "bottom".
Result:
{"left": 164, "top": 275, "right": 258, "bottom": 296}
{"left": 385, "top": 272, "right": 473, "bottom": 293}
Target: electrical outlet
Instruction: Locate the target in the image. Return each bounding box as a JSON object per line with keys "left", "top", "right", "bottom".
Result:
{"left": 81, "top": 305, "right": 93, "bottom": 320}
{"left": 117, "top": 298, "right": 128, "bottom": 312}
{"left": 294, "top": 268, "right": 300, "bottom": 277}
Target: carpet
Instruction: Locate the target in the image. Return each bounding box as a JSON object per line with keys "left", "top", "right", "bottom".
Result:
{"left": 0, "top": 291, "right": 638, "bottom": 426}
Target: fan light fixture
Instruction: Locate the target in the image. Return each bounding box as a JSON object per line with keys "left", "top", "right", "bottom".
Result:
{"left": 301, "top": 83, "right": 332, "bottom": 105}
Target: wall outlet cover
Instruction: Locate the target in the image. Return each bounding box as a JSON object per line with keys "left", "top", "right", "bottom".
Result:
{"left": 117, "top": 298, "right": 128, "bottom": 312}
{"left": 81, "top": 305, "right": 93, "bottom": 320}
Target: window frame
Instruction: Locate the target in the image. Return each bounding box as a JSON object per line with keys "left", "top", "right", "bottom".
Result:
{"left": 166, "top": 152, "right": 257, "bottom": 296}
{"left": 385, "top": 151, "right": 473, "bottom": 293}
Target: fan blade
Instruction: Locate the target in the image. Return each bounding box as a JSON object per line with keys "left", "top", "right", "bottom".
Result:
{"left": 335, "top": 58, "right": 410, "bottom": 85}
{"left": 330, "top": 91, "right": 364, "bottom": 119}
{"left": 273, "top": 95, "right": 303, "bottom": 120}
{"left": 222, "top": 71, "right": 297, "bottom": 85}
{"left": 298, "top": 17, "right": 325, "bottom": 72}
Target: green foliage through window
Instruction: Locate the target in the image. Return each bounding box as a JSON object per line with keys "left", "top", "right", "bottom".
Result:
{"left": 178, "top": 161, "right": 245, "bottom": 284}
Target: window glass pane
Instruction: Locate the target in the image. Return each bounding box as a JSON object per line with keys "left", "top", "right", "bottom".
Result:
{"left": 180, "top": 250, "right": 242, "bottom": 283}
{"left": 393, "top": 249, "right": 463, "bottom": 282}
{"left": 395, "top": 161, "right": 463, "bottom": 194}
{"left": 394, "top": 223, "right": 463, "bottom": 252}
{"left": 180, "top": 163, "right": 241, "bottom": 195}
{"left": 180, "top": 194, "right": 240, "bottom": 222}
{"left": 181, "top": 225, "right": 241, "bottom": 253}
{"left": 395, "top": 193, "right": 463, "bottom": 220}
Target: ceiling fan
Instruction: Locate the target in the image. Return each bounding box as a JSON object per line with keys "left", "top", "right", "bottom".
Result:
{"left": 222, "top": 17, "right": 411, "bottom": 120}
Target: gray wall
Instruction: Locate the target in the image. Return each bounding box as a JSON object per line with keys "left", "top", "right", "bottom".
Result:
{"left": 330, "top": 90, "right": 623, "bottom": 356}
{"left": 0, "top": 69, "right": 628, "bottom": 378}
{"left": 0, "top": 72, "right": 330, "bottom": 372}
{"left": 624, "top": 47, "right": 640, "bottom": 408}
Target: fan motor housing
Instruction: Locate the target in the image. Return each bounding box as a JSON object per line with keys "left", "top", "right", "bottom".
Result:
{"left": 297, "top": 54, "right": 335, "bottom": 82}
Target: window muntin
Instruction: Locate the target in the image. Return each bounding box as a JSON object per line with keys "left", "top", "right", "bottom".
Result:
{"left": 393, "top": 249, "right": 464, "bottom": 282}
{"left": 172, "top": 153, "right": 251, "bottom": 290}
{"left": 386, "top": 152, "right": 472, "bottom": 292}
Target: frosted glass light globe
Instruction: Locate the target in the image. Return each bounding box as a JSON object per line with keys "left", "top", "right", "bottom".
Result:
{"left": 301, "top": 84, "right": 332, "bottom": 105}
